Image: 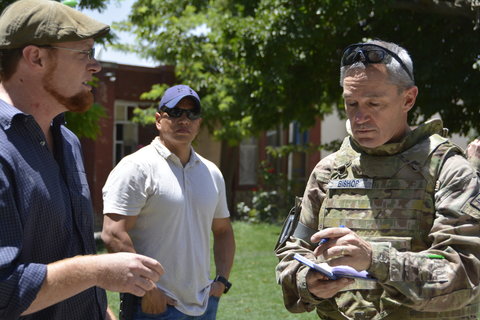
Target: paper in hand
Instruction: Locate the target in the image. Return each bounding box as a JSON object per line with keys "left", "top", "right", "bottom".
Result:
{"left": 293, "top": 253, "right": 376, "bottom": 281}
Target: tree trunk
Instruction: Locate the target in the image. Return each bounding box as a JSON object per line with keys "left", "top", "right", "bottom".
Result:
{"left": 220, "top": 141, "right": 239, "bottom": 220}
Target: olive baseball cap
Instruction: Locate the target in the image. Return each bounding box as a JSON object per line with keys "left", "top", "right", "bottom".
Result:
{"left": 0, "top": 0, "right": 110, "bottom": 49}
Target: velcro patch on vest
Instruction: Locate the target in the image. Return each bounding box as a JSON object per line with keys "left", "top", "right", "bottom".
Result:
{"left": 328, "top": 179, "right": 373, "bottom": 189}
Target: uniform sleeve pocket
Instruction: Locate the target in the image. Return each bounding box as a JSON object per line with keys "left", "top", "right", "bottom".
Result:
{"left": 461, "top": 192, "right": 480, "bottom": 220}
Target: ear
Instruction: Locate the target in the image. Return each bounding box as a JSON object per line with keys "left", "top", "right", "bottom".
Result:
{"left": 402, "top": 86, "right": 418, "bottom": 113}
{"left": 22, "top": 45, "right": 47, "bottom": 69}
{"left": 155, "top": 112, "right": 162, "bottom": 130}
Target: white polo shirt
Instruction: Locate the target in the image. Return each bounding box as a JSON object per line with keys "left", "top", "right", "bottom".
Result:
{"left": 102, "top": 137, "right": 229, "bottom": 315}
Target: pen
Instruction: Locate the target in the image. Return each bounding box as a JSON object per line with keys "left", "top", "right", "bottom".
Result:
{"left": 318, "top": 225, "right": 345, "bottom": 246}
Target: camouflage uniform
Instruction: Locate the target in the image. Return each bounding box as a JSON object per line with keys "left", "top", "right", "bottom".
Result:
{"left": 468, "top": 151, "right": 480, "bottom": 174}
{"left": 276, "top": 119, "right": 480, "bottom": 319}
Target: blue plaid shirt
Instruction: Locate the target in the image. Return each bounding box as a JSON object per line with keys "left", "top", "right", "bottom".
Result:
{"left": 0, "top": 101, "right": 107, "bottom": 320}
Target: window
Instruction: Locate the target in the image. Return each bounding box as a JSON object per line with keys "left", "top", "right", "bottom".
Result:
{"left": 113, "top": 102, "right": 140, "bottom": 165}
{"left": 238, "top": 137, "right": 258, "bottom": 186}
{"left": 288, "top": 121, "right": 309, "bottom": 184}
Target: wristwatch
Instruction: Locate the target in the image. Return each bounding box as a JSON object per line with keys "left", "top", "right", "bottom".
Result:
{"left": 214, "top": 275, "right": 232, "bottom": 293}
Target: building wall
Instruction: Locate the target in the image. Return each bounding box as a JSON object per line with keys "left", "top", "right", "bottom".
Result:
{"left": 307, "top": 118, "right": 322, "bottom": 175}
{"left": 194, "top": 127, "right": 222, "bottom": 167}
{"left": 320, "top": 108, "right": 347, "bottom": 159}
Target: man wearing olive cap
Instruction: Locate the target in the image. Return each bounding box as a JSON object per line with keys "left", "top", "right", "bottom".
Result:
{"left": 0, "top": 1, "right": 165, "bottom": 319}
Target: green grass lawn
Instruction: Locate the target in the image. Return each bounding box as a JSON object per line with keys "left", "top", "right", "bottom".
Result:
{"left": 102, "top": 222, "right": 316, "bottom": 319}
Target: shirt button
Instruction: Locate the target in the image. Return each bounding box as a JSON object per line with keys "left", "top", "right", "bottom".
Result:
{"left": 40, "top": 141, "right": 46, "bottom": 146}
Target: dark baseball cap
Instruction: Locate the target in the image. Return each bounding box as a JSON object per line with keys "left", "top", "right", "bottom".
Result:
{"left": 0, "top": 0, "right": 110, "bottom": 49}
{"left": 159, "top": 84, "right": 201, "bottom": 110}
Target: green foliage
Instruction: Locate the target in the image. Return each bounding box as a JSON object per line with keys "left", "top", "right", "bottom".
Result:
{"left": 130, "top": 83, "right": 170, "bottom": 126}
{"left": 139, "top": 83, "right": 170, "bottom": 101}
{"left": 237, "top": 161, "right": 293, "bottom": 223}
{"left": 237, "top": 140, "right": 343, "bottom": 222}
{"left": 64, "top": 76, "right": 108, "bottom": 140}
{"left": 131, "top": 107, "right": 157, "bottom": 126}
{"left": 118, "top": 0, "right": 480, "bottom": 145}
{"left": 65, "top": 103, "right": 108, "bottom": 139}
{"left": 265, "top": 140, "right": 343, "bottom": 158}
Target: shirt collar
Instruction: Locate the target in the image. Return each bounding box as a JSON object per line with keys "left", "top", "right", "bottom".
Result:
{"left": 0, "top": 99, "right": 28, "bottom": 130}
{"left": 152, "top": 137, "right": 200, "bottom": 166}
{"left": 152, "top": 137, "right": 172, "bottom": 159}
{"left": 0, "top": 99, "right": 66, "bottom": 130}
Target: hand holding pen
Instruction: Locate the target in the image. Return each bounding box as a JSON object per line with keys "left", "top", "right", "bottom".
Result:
{"left": 318, "top": 225, "right": 345, "bottom": 245}
{"left": 311, "top": 225, "right": 373, "bottom": 271}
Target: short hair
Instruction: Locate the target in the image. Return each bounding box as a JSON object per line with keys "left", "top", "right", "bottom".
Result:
{"left": 0, "top": 48, "right": 23, "bottom": 82}
{"left": 0, "top": 46, "right": 58, "bottom": 82}
{"left": 340, "top": 39, "right": 415, "bottom": 90}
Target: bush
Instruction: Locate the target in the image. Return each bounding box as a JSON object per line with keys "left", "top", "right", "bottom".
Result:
{"left": 237, "top": 161, "right": 293, "bottom": 223}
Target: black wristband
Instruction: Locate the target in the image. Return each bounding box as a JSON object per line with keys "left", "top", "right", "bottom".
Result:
{"left": 214, "top": 275, "right": 232, "bottom": 293}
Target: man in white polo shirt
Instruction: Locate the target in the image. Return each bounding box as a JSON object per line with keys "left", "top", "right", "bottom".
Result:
{"left": 101, "top": 84, "right": 235, "bottom": 320}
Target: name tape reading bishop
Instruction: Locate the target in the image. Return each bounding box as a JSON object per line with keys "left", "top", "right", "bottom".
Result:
{"left": 328, "top": 179, "right": 373, "bottom": 189}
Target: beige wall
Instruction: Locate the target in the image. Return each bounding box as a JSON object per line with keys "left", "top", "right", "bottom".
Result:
{"left": 428, "top": 113, "right": 469, "bottom": 150}
{"left": 194, "top": 126, "right": 222, "bottom": 167}
{"left": 321, "top": 108, "right": 347, "bottom": 159}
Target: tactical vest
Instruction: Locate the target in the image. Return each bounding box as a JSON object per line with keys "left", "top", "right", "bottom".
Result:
{"left": 316, "top": 131, "right": 478, "bottom": 319}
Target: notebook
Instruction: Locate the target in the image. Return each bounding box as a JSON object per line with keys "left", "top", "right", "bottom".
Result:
{"left": 293, "top": 253, "right": 377, "bottom": 281}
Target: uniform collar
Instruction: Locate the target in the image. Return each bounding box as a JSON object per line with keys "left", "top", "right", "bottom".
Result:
{"left": 349, "top": 119, "right": 445, "bottom": 156}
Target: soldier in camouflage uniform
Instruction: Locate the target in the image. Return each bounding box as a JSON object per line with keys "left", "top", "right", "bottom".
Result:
{"left": 275, "top": 39, "right": 480, "bottom": 319}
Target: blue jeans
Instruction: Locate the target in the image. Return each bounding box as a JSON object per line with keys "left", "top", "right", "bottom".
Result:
{"left": 133, "top": 296, "right": 220, "bottom": 320}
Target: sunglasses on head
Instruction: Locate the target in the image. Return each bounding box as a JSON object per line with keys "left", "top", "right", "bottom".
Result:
{"left": 160, "top": 106, "right": 201, "bottom": 120}
{"left": 341, "top": 43, "right": 414, "bottom": 81}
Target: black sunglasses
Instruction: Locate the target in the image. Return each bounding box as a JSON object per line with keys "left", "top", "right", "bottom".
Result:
{"left": 341, "top": 43, "right": 414, "bottom": 81}
{"left": 160, "top": 106, "right": 201, "bottom": 120}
